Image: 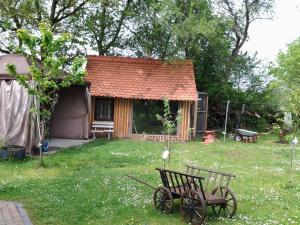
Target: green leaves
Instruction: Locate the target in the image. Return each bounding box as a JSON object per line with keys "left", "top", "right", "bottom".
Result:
{"left": 269, "top": 37, "right": 300, "bottom": 139}
{"left": 6, "top": 22, "right": 86, "bottom": 141}
{"left": 156, "top": 97, "right": 181, "bottom": 135}
{"left": 17, "top": 28, "right": 38, "bottom": 53}
{"left": 270, "top": 37, "right": 300, "bottom": 116}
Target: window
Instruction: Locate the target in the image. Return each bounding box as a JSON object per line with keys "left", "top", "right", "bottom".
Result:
{"left": 132, "top": 100, "right": 178, "bottom": 135}
{"left": 94, "top": 98, "right": 114, "bottom": 121}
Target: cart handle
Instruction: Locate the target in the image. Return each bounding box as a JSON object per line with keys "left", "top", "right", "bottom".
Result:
{"left": 126, "top": 175, "right": 156, "bottom": 190}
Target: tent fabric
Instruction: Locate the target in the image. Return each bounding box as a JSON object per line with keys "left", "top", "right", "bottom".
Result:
{"left": 85, "top": 86, "right": 91, "bottom": 136}
{"left": 50, "top": 86, "right": 89, "bottom": 139}
{"left": 0, "top": 54, "right": 90, "bottom": 153}
{"left": 0, "top": 54, "right": 31, "bottom": 77}
{"left": 0, "top": 80, "right": 39, "bottom": 150}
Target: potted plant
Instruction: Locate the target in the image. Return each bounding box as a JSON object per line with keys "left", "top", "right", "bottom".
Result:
{"left": 0, "top": 137, "right": 26, "bottom": 160}
{"left": 7, "top": 145, "right": 26, "bottom": 160}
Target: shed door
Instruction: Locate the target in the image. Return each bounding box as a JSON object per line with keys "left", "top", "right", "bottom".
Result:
{"left": 196, "top": 92, "right": 208, "bottom": 136}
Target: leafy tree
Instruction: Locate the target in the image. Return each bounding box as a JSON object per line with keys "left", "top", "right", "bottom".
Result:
{"left": 200, "top": 0, "right": 273, "bottom": 129}
{"left": 269, "top": 37, "right": 300, "bottom": 181}
{"left": 0, "top": 0, "right": 88, "bottom": 54}
{"left": 124, "top": 0, "right": 274, "bottom": 130}
{"left": 0, "top": 0, "right": 35, "bottom": 53}
{"left": 127, "top": 0, "right": 178, "bottom": 59}
{"left": 128, "top": 0, "right": 219, "bottom": 59}
{"left": 216, "top": 0, "right": 274, "bottom": 58}
{"left": 83, "top": 0, "right": 133, "bottom": 55}
{"left": 6, "top": 23, "right": 86, "bottom": 165}
{"left": 270, "top": 37, "right": 300, "bottom": 131}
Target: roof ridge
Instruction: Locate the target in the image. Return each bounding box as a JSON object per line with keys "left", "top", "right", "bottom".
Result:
{"left": 87, "top": 55, "right": 192, "bottom": 65}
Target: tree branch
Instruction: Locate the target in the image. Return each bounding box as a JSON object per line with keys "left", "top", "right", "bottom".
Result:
{"left": 97, "top": 4, "right": 107, "bottom": 55}
{"left": 53, "top": 1, "right": 87, "bottom": 24}
{"left": 223, "top": 0, "right": 251, "bottom": 57}
{"left": 104, "top": 0, "right": 133, "bottom": 52}
{"left": 50, "top": 0, "right": 59, "bottom": 24}
{"left": 0, "top": 46, "right": 11, "bottom": 54}
{"left": 34, "top": 0, "right": 43, "bottom": 22}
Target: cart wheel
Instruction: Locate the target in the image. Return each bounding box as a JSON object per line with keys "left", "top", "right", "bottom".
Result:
{"left": 234, "top": 135, "right": 242, "bottom": 142}
{"left": 180, "top": 189, "right": 206, "bottom": 225}
{"left": 153, "top": 187, "right": 173, "bottom": 214}
{"left": 211, "top": 186, "right": 237, "bottom": 218}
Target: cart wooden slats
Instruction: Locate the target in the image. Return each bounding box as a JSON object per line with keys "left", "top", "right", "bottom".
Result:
{"left": 153, "top": 166, "right": 237, "bottom": 225}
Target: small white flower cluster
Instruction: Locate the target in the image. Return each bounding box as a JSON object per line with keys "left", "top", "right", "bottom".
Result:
{"left": 74, "top": 183, "right": 81, "bottom": 191}
{"left": 116, "top": 178, "right": 150, "bottom": 208}
{"left": 272, "top": 167, "right": 284, "bottom": 174}
{"left": 258, "top": 187, "right": 281, "bottom": 202}
{"left": 111, "top": 152, "right": 129, "bottom": 157}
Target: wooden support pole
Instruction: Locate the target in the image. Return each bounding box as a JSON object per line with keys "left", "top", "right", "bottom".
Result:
{"left": 224, "top": 100, "right": 230, "bottom": 142}
{"left": 193, "top": 99, "right": 198, "bottom": 138}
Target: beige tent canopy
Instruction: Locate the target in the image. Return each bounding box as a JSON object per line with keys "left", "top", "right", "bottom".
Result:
{"left": 0, "top": 54, "right": 90, "bottom": 153}
{"left": 50, "top": 85, "right": 90, "bottom": 139}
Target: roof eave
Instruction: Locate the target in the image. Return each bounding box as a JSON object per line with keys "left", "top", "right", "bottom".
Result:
{"left": 90, "top": 94, "right": 198, "bottom": 101}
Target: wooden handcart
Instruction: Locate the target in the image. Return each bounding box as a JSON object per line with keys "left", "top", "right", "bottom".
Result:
{"left": 128, "top": 165, "right": 237, "bottom": 225}
{"left": 235, "top": 128, "right": 258, "bottom": 142}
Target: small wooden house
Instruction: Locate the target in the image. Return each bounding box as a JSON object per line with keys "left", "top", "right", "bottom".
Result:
{"left": 86, "top": 56, "right": 199, "bottom": 141}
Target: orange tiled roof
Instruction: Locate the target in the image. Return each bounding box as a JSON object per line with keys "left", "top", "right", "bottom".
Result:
{"left": 85, "top": 56, "right": 198, "bottom": 101}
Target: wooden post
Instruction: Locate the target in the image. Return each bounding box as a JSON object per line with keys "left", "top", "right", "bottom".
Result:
{"left": 193, "top": 99, "right": 198, "bottom": 138}
{"left": 289, "top": 145, "right": 295, "bottom": 183}
{"left": 235, "top": 104, "right": 245, "bottom": 136}
{"left": 205, "top": 95, "right": 208, "bottom": 132}
{"left": 224, "top": 100, "right": 230, "bottom": 142}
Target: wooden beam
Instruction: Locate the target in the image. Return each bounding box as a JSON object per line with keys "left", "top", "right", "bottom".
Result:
{"left": 193, "top": 99, "right": 198, "bottom": 138}
{"left": 113, "top": 98, "right": 132, "bottom": 138}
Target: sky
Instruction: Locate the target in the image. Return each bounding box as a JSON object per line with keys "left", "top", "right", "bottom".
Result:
{"left": 243, "top": 0, "right": 300, "bottom": 62}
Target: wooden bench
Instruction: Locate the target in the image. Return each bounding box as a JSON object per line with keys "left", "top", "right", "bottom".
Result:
{"left": 91, "top": 121, "right": 114, "bottom": 139}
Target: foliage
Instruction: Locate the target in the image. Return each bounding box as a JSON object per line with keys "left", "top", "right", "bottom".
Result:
{"left": 285, "top": 133, "right": 296, "bottom": 144}
{"left": 156, "top": 98, "right": 181, "bottom": 136}
{"left": 0, "top": 0, "right": 276, "bottom": 131}
{"left": 127, "top": 0, "right": 274, "bottom": 129}
{"left": 156, "top": 98, "right": 181, "bottom": 163}
{"left": 83, "top": 0, "right": 133, "bottom": 55}
{"left": 270, "top": 37, "right": 300, "bottom": 117}
{"left": 0, "top": 0, "right": 88, "bottom": 55}
{"left": 269, "top": 37, "right": 300, "bottom": 142}
{"left": 126, "top": 0, "right": 178, "bottom": 59}
{"left": 0, "top": 136, "right": 300, "bottom": 224}
{"left": 0, "top": 137, "right": 6, "bottom": 149}
{"left": 6, "top": 22, "right": 86, "bottom": 164}
{"left": 127, "top": 0, "right": 222, "bottom": 59}
{"left": 215, "top": 0, "right": 274, "bottom": 57}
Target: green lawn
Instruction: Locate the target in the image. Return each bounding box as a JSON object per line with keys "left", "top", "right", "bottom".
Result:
{"left": 0, "top": 135, "right": 300, "bottom": 225}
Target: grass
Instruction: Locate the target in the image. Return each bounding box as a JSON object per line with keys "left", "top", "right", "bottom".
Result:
{"left": 0, "top": 135, "right": 300, "bottom": 225}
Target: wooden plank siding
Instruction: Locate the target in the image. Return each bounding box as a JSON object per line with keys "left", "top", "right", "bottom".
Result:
{"left": 89, "top": 97, "right": 194, "bottom": 141}
{"left": 178, "top": 101, "right": 192, "bottom": 140}
{"left": 90, "top": 96, "right": 95, "bottom": 128}
{"left": 113, "top": 98, "right": 132, "bottom": 138}
{"left": 192, "top": 100, "right": 198, "bottom": 138}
